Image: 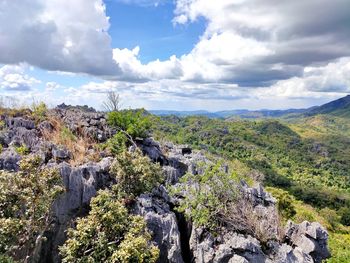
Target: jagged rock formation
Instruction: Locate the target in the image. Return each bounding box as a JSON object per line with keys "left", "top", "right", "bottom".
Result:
{"left": 0, "top": 106, "right": 330, "bottom": 263}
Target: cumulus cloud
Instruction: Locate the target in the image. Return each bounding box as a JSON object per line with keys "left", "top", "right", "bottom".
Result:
{"left": 256, "top": 57, "right": 350, "bottom": 99}
{"left": 0, "top": 64, "right": 40, "bottom": 91}
{"left": 0, "top": 0, "right": 119, "bottom": 76}
{"left": 110, "top": 0, "right": 350, "bottom": 93}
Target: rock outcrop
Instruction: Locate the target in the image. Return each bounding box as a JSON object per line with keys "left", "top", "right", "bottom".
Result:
{"left": 0, "top": 107, "right": 330, "bottom": 263}
{"left": 41, "top": 158, "right": 114, "bottom": 262}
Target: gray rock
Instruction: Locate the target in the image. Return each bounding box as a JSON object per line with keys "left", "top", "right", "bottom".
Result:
{"left": 41, "top": 158, "right": 114, "bottom": 262}
{"left": 5, "top": 117, "right": 35, "bottom": 130}
{"left": 285, "top": 221, "right": 330, "bottom": 263}
{"left": 134, "top": 193, "right": 184, "bottom": 263}
{"left": 0, "top": 147, "right": 21, "bottom": 171}
{"left": 52, "top": 147, "right": 71, "bottom": 161}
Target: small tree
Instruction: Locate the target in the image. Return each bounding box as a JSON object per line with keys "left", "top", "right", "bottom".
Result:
{"left": 0, "top": 156, "right": 64, "bottom": 262}
{"left": 110, "top": 149, "right": 163, "bottom": 199}
{"left": 103, "top": 91, "right": 121, "bottom": 112}
{"left": 59, "top": 190, "right": 159, "bottom": 263}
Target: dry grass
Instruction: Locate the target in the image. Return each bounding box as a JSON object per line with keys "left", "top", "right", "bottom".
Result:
{"left": 42, "top": 115, "right": 100, "bottom": 165}
{"left": 222, "top": 197, "right": 283, "bottom": 243}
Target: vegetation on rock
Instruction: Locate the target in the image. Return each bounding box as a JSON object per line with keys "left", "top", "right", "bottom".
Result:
{"left": 110, "top": 149, "right": 163, "bottom": 199}
{"left": 0, "top": 156, "right": 64, "bottom": 262}
{"left": 60, "top": 189, "right": 159, "bottom": 263}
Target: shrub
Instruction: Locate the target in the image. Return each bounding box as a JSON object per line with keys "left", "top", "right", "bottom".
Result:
{"left": 14, "top": 144, "right": 29, "bottom": 155}
{"left": 266, "top": 187, "right": 296, "bottom": 222}
{"left": 319, "top": 208, "right": 340, "bottom": 231}
{"left": 170, "top": 162, "right": 240, "bottom": 231}
{"left": 31, "top": 102, "right": 48, "bottom": 122}
{"left": 0, "top": 156, "right": 64, "bottom": 262}
{"left": 105, "top": 131, "right": 128, "bottom": 155}
{"left": 110, "top": 149, "right": 163, "bottom": 199}
{"left": 339, "top": 207, "right": 350, "bottom": 226}
{"left": 59, "top": 190, "right": 159, "bottom": 263}
{"left": 107, "top": 109, "right": 151, "bottom": 140}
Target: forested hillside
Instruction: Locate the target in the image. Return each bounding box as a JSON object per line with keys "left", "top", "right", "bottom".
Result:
{"left": 152, "top": 111, "right": 350, "bottom": 262}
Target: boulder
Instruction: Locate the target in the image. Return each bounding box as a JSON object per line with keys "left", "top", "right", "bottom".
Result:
{"left": 0, "top": 147, "right": 21, "bottom": 171}
{"left": 285, "top": 221, "right": 330, "bottom": 263}
{"left": 134, "top": 192, "right": 184, "bottom": 263}
{"left": 41, "top": 157, "right": 114, "bottom": 262}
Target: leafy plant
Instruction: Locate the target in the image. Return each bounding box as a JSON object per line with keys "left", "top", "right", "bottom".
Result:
{"left": 14, "top": 144, "right": 29, "bottom": 155}
{"left": 170, "top": 162, "right": 240, "bottom": 231}
{"left": 105, "top": 132, "right": 128, "bottom": 155}
{"left": 0, "top": 156, "right": 64, "bottom": 262}
{"left": 110, "top": 149, "right": 163, "bottom": 199}
{"left": 59, "top": 189, "right": 159, "bottom": 263}
{"left": 107, "top": 109, "right": 151, "bottom": 140}
{"left": 31, "top": 102, "right": 48, "bottom": 122}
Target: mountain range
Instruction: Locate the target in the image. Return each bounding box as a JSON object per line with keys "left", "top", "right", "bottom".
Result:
{"left": 150, "top": 95, "right": 350, "bottom": 119}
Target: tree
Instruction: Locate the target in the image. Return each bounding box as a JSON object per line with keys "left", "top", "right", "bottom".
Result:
{"left": 0, "top": 156, "right": 64, "bottom": 262}
{"left": 110, "top": 149, "right": 163, "bottom": 199}
{"left": 103, "top": 91, "right": 121, "bottom": 112}
{"left": 59, "top": 190, "right": 159, "bottom": 263}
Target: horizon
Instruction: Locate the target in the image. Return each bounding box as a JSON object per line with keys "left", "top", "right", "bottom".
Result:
{"left": 1, "top": 1, "right": 350, "bottom": 111}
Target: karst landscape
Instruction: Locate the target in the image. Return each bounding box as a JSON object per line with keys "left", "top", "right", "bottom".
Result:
{"left": 1, "top": 0, "right": 350, "bottom": 262}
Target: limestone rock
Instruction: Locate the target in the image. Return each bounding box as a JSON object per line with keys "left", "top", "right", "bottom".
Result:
{"left": 134, "top": 192, "right": 184, "bottom": 263}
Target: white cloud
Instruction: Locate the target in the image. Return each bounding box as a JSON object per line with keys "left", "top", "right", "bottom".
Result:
{"left": 0, "top": 0, "right": 119, "bottom": 76}
{"left": 0, "top": 64, "right": 41, "bottom": 91}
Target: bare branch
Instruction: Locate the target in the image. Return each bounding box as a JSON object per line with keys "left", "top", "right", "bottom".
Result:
{"left": 102, "top": 91, "right": 121, "bottom": 112}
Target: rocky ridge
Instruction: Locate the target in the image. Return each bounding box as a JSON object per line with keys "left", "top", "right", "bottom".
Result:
{"left": 0, "top": 106, "right": 330, "bottom": 263}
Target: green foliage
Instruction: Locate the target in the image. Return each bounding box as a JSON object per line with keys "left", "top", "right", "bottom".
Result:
{"left": 14, "top": 144, "right": 29, "bottom": 155}
{"left": 0, "top": 156, "right": 64, "bottom": 261}
{"left": 110, "top": 149, "right": 163, "bottom": 199}
{"left": 105, "top": 132, "right": 128, "bottom": 155}
{"left": 339, "top": 207, "right": 350, "bottom": 226}
{"left": 170, "top": 162, "right": 239, "bottom": 231}
{"left": 59, "top": 126, "right": 76, "bottom": 143}
{"left": 153, "top": 115, "right": 350, "bottom": 223}
{"left": 0, "top": 120, "right": 5, "bottom": 130}
{"left": 107, "top": 109, "right": 151, "bottom": 139}
{"left": 266, "top": 187, "right": 296, "bottom": 222}
{"left": 327, "top": 233, "right": 350, "bottom": 263}
{"left": 0, "top": 144, "right": 3, "bottom": 153}
{"left": 59, "top": 189, "right": 159, "bottom": 263}
{"left": 31, "top": 102, "right": 48, "bottom": 122}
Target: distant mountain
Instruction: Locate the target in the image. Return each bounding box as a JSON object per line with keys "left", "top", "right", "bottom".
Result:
{"left": 149, "top": 110, "right": 221, "bottom": 118}
{"left": 305, "top": 95, "right": 350, "bottom": 117}
{"left": 150, "top": 108, "right": 306, "bottom": 119}
{"left": 151, "top": 95, "right": 350, "bottom": 119}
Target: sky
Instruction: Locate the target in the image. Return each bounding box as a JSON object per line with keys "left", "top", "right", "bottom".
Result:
{"left": 0, "top": 0, "right": 350, "bottom": 111}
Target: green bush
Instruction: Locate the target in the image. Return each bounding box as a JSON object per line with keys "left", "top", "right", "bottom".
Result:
{"left": 105, "top": 131, "right": 128, "bottom": 155}
{"left": 59, "top": 189, "right": 159, "bottom": 263}
{"left": 31, "top": 102, "right": 48, "bottom": 122}
{"left": 0, "top": 156, "right": 64, "bottom": 262}
{"left": 14, "top": 144, "right": 29, "bottom": 155}
{"left": 170, "top": 162, "right": 239, "bottom": 231}
{"left": 339, "top": 207, "right": 350, "bottom": 226}
{"left": 110, "top": 149, "right": 163, "bottom": 199}
{"left": 266, "top": 187, "right": 296, "bottom": 222}
{"left": 107, "top": 109, "right": 151, "bottom": 139}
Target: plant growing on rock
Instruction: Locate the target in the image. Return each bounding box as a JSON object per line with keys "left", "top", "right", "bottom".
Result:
{"left": 31, "top": 101, "right": 48, "bottom": 122}
{"left": 0, "top": 155, "right": 64, "bottom": 262}
{"left": 170, "top": 162, "right": 240, "bottom": 231}
{"left": 107, "top": 109, "right": 151, "bottom": 139}
{"left": 14, "top": 144, "right": 30, "bottom": 155}
{"left": 59, "top": 189, "right": 159, "bottom": 263}
{"left": 110, "top": 149, "right": 163, "bottom": 199}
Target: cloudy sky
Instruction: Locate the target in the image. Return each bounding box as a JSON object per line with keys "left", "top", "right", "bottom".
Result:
{"left": 0, "top": 0, "right": 349, "bottom": 111}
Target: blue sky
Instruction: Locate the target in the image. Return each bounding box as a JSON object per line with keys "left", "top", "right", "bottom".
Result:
{"left": 0, "top": 0, "right": 349, "bottom": 110}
